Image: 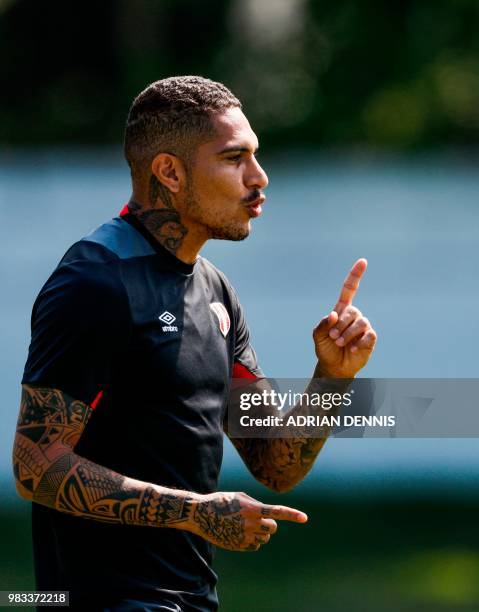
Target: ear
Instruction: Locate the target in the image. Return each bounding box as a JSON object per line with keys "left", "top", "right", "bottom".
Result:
{"left": 151, "top": 153, "right": 187, "bottom": 194}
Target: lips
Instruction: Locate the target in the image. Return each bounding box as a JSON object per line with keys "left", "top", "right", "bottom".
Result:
{"left": 245, "top": 195, "right": 266, "bottom": 218}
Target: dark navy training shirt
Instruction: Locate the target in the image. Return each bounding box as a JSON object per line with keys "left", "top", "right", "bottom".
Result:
{"left": 22, "top": 207, "right": 263, "bottom": 611}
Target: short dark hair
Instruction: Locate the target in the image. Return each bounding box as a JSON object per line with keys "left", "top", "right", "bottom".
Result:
{"left": 124, "top": 76, "right": 241, "bottom": 175}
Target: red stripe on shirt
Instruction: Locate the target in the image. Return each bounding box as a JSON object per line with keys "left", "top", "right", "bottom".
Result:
{"left": 233, "top": 362, "right": 258, "bottom": 380}
{"left": 91, "top": 390, "right": 104, "bottom": 410}
{"left": 231, "top": 362, "right": 258, "bottom": 390}
{"left": 119, "top": 204, "right": 130, "bottom": 217}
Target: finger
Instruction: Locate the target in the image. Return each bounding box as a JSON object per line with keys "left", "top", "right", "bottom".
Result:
{"left": 334, "top": 258, "right": 367, "bottom": 314}
{"left": 335, "top": 318, "right": 369, "bottom": 347}
{"left": 259, "top": 518, "right": 278, "bottom": 534}
{"left": 313, "top": 311, "right": 339, "bottom": 341}
{"left": 329, "top": 306, "right": 360, "bottom": 340}
{"left": 253, "top": 533, "right": 271, "bottom": 545}
{"left": 260, "top": 504, "right": 308, "bottom": 523}
{"left": 350, "top": 329, "right": 377, "bottom": 354}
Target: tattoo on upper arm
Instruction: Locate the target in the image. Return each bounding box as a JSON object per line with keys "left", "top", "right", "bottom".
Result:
{"left": 13, "top": 386, "right": 192, "bottom": 527}
{"left": 14, "top": 386, "right": 92, "bottom": 493}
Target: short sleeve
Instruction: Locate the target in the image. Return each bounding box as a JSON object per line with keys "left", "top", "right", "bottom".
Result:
{"left": 231, "top": 291, "right": 264, "bottom": 380}
{"left": 22, "top": 260, "right": 131, "bottom": 405}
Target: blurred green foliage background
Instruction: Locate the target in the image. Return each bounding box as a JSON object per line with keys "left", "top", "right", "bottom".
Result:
{"left": 1, "top": 0, "right": 478, "bottom": 149}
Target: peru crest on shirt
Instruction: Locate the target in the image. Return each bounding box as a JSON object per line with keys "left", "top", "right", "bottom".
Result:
{"left": 209, "top": 302, "right": 231, "bottom": 337}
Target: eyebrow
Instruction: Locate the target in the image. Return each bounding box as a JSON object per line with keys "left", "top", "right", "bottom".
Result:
{"left": 217, "top": 145, "right": 259, "bottom": 155}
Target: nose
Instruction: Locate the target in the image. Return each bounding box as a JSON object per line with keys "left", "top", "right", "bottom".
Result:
{"left": 246, "top": 156, "right": 269, "bottom": 191}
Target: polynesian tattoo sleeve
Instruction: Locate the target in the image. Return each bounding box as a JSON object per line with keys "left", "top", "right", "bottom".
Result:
{"left": 12, "top": 385, "right": 193, "bottom": 527}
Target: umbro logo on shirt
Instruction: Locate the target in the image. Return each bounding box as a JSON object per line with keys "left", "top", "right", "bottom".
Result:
{"left": 159, "top": 311, "right": 178, "bottom": 332}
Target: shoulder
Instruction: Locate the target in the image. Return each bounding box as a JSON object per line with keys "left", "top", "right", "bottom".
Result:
{"left": 60, "top": 216, "right": 156, "bottom": 269}
{"left": 197, "top": 256, "right": 244, "bottom": 324}
{"left": 198, "top": 256, "right": 236, "bottom": 295}
{"left": 45, "top": 248, "right": 123, "bottom": 300}
{"left": 44, "top": 215, "right": 153, "bottom": 300}
{"left": 31, "top": 258, "right": 131, "bottom": 337}
{"left": 32, "top": 263, "right": 128, "bottom": 331}
{"left": 81, "top": 217, "right": 155, "bottom": 260}
{"left": 35, "top": 241, "right": 129, "bottom": 320}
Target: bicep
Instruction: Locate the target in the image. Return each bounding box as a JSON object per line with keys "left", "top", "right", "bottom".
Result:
{"left": 13, "top": 384, "right": 92, "bottom": 496}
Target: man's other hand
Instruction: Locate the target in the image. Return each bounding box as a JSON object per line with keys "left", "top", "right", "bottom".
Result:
{"left": 188, "top": 491, "right": 308, "bottom": 552}
{"left": 313, "top": 258, "right": 377, "bottom": 378}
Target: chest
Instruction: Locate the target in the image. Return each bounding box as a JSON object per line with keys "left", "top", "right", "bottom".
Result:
{"left": 121, "top": 263, "right": 235, "bottom": 393}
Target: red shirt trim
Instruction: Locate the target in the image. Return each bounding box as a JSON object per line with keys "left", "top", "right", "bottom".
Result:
{"left": 232, "top": 362, "right": 258, "bottom": 380}
{"left": 119, "top": 204, "right": 130, "bottom": 217}
{"left": 90, "top": 390, "right": 104, "bottom": 410}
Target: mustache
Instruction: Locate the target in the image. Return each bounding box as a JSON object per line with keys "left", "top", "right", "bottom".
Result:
{"left": 242, "top": 189, "right": 263, "bottom": 204}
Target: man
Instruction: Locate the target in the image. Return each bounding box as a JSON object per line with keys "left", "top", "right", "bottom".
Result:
{"left": 13, "top": 76, "right": 377, "bottom": 611}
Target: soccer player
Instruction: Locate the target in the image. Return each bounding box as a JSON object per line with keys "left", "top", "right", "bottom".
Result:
{"left": 13, "top": 76, "right": 377, "bottom": 611}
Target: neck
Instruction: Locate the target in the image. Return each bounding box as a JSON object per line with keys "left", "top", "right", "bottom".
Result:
{"left": 128, "top": 179, "right": 206, "bottom": 264}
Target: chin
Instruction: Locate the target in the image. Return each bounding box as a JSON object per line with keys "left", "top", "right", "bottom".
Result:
{"left": 210, "top": 222, "right": 251, "bottom": 242}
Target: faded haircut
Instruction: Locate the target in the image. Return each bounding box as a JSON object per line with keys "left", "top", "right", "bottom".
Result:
{"left": 124, "top": 76, "right": 241, "bottom": 177}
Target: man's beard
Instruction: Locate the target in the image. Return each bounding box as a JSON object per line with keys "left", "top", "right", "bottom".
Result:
{"left": 184, "top": 184, "right": 251, "bottom": 242}
{"left": 208, "top": 222, "right": 250, "bottom": 242}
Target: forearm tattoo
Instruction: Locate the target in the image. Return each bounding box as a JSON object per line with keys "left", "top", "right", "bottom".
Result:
{"left": 13, "top": 386, "right": 192, "bottom": 527}
{"left": 228, "top": 379, "right": 349, "bottom": 492}
{"left": 193, "top": 497, "right": 245, "bottom": 550}
{"left": 229, "top": 437, "right": 326, "bottom": 493}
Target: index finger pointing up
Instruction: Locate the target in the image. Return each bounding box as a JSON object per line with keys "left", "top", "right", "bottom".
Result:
{"left": 334, "top": 258, "right": 368, "bottom": 314}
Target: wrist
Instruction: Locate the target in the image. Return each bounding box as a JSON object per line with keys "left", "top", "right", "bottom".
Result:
{"left": 181, "top": 491, "right": 204, "bottom": 534}
{"left": 146, "top": 485, "right": 203, "bottom": 532}
{"left": 314, "top": 362, "right": 356, "bottom": 379}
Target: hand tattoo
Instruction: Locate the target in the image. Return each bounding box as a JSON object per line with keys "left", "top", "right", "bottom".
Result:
{"left": 193, "top": 497, "right": 245, "bottom": 549}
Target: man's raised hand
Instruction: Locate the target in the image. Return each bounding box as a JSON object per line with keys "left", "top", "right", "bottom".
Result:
{"left": 187, "top": 491, "right": 307, "bottom": 552}
{"left": 313, "top": 258, "right": 377, "bottom": 378}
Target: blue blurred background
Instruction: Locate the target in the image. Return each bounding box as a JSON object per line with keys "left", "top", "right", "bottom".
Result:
{"left": 1, "top": 1, "right": 479, "bottom": 610}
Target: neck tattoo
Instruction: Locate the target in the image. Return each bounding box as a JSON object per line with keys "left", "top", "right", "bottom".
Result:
{"left": 130, "top": 176, "right": 188, "bottom": 255}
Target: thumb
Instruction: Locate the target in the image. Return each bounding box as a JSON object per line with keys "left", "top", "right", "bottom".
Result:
{"left": 313, "top": 311, "right": 338, "bottom": 340}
